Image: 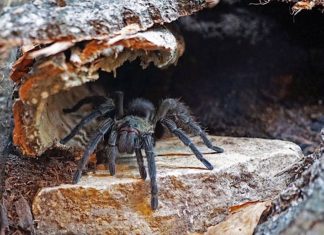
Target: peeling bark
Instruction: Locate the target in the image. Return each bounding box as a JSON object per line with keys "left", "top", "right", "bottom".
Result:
{"left": 11, "top": 26, "right": 184, "bottom": 157}
{"left": 255, "top": 146, "right": 324, "bottom": 234}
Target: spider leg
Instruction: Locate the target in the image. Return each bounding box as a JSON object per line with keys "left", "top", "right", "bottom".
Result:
{"left": 63, "top": 96, "right": 107, "bottom": 114}
{"left": 161, "top": 118, "right": 214, "bottom": 170}
{"left": 135, "top": 138, "right": 147, "bottom": 180}
{"left": 73, "top": 119, "right": 113, "bottom": 183}
{"left": 107, "top": 129, "right": 118, "bottom": 176}
{"left": 60, "top": 105, "right": 114, "bottom": 145}
{"left": 142, "top": 135, "right": 158, "bottom": 210}
{"left": 153, "top": 98, "right": 177, "bottom": 124}
{"left": 177, "top": 114, "right": 223, "bottom": 153}
{"left": 118, "top": 131, "right": 128, "bottom": 153}
{"left": 126, "top": 132, "right": 136, "bottom": 154}
{"left": 154, "top": 98, "right": 223, "bottom": 153}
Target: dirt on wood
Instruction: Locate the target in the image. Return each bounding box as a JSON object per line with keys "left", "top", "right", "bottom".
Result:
{"left": 2, "top": 151, "right": 76, "bottom": 233}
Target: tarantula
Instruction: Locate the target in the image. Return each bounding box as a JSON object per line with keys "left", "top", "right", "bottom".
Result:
{"left": 60, "top": 92, "right": 223, "bottom": 210}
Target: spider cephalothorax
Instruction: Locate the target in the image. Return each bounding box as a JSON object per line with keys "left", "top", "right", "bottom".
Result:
{"left": 60, "top": 92, "right": 223, "bottom": 210}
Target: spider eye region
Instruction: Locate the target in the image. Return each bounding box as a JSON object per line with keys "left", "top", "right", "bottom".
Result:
{"left": 118, "top": 116, "right": 154, "bottom": 133}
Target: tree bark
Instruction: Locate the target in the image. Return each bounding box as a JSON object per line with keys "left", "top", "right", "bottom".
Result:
{"left": 0, "top": 48, "right": 16, "bottom": 235}
{"left": 0, "top": 0, "right": 213, "bottom": 48}
{"left": 255, "top": 146, "right": 324, "bottom": 234}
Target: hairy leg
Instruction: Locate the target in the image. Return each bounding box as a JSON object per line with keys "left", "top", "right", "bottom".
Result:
{"left": 107, "top": 129, "right": 118, "bottom": 176}
{"left": 177, "top": 114, "right": 223, "bottom": 153}
{"left": 154, "top": 98, "right": 223, "bottom": 153}
{"left": 153, "top": 98, "right": 178, "bottom": 124}
{"left": 118, "top": 131, "right": 128, "bottom": 153}
{"left": 161, "top": 118, "right": 214, "bottom": 170}
{"left": 73, "top": 119, "right": 113, "bottom": 183}
{"left": 126, "top": 132, "right": 136, "bottom": 154}
{"left": 63, "top": 96, "right": 107, "bottom": 114}
{"left": 60, "top": 104, "right": 114, "bottom": 144}
{"left": 135, "top": 138, "right": 147, "bottom": 180}
{"left": 142, "top": 135, "right": 158, "bottom": 210}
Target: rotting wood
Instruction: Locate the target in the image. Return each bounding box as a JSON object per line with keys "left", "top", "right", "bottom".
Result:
{"left": 11, "top": 26, "right": 185, "bottom": 157}
{"left": 0, "top": 0, "right": 218, "bottom": 49}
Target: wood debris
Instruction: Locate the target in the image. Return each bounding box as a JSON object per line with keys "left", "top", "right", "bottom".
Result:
{"left": 204, "top": 201, "right": 271, "bottom": 235}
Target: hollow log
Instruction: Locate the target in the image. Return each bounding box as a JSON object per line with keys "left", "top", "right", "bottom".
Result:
{"left": 0, "top": 0, "right": 219, "bottom": 157}
{"left": 12, "top": 26, "right": 185, "bottom": 157}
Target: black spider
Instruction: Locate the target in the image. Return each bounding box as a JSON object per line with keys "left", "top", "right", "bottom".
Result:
{"left": 60, "top": 92, "right": 223, "bottom": 210}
